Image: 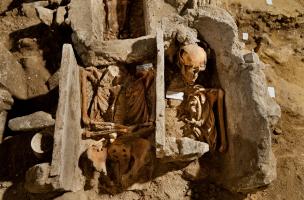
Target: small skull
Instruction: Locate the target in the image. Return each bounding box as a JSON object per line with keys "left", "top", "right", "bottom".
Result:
{"left": 178, "top": 44, "right": 207, "bottom": 85}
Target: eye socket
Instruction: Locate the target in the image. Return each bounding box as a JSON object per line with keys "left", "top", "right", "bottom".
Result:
{"left": 193, "top": 69, "right": 199, "bottom": 73}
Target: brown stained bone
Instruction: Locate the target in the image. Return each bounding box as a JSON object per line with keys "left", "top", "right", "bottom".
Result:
{"left": 81, "top": 67, "right": 109, "bottom": 125}
{"left": 104, "top": 0, "right": 118, "bottom": 40}
{"left": 107, "top": 137, "right": 151, "bottom": 188}
{"left": 87, "top": 140, "right": 108, "bottom": 175}
{"left": 81, "top": 66, "right": 121, "bottom": 126}
{"left": 104, "top": 0, "right": 129, "bottom": 40}
{"left": 182, "top": 85, "right": 227, "bottom": 152}
{"left": 125, "top": 65, "right": 154, "bottom": 125}
{"left": 117, "top": 0, "right": 129, "bottom": 33}
{"left": 178, "top": 44, "right": 207, "bottom": 85}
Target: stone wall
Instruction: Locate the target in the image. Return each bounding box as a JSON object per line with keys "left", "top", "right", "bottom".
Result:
{"left": 189, "top": 6, "right": 281, "bottom": 192}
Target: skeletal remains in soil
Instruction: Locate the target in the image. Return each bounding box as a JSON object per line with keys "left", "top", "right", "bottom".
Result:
{"left": 180, "top": 85, "right": 227, "bottom": 152}
{"left": 107, "top": 136, "right": 152, "bottom": 188}
{"left": 103, "top": 0, "right": 129, "bottom": 40}
{"left": 81, "top": 43, "right": 227, "bottom": 190}
{"left": 81, "top": 64, "right": 154, "bottom": 136}
{"left": 178, "top": 44, "right": 207, "bottom": 85}
{"left": 81, "top": 63, "right": 154, "bottom": 189}
{"left": 178, "top": 44, "right": 227, "bottom": 152}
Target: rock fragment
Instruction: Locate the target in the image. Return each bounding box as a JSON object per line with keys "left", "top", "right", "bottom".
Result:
{"left": 35, "top": 6, "right": 54, "bottom": 26}
{"left": 8, "top": 111, "right": 55, "bottom": 132}
{"left": 0, "top": 88, "right": 14, "bottom": 111}
{"left": 25, "top": 163, "right": 54, "bottom": 193}
{"left": 0, "top": 111, "right": 7, "bottom": 143}
{"left": 69, "top": 0, "right": 104, "bottom": 44}
{"left": 49, "top": 0, "right": 63, "bottom": 6}
{"left": 162, "top": 137, "right": 209, "bottom": 162}
{"left": 243, "top": 52, "right": 260, "bottom": 63}
{"left": 182, "top": 159, "right": 206, "bottom": 181}
{"left": 0, "top": 0, "right": 13, "bottom": 13}
{"left": 55, "top": 7, "right": 66, "bottom": 25}
{"left": 47, "top": 70, "right": 60, "bottom": 90}
{"left": 0, "top": 43, "right": 28, "bottom": 100}
{"left": 21, "top": 1, "right": 49, "bottom": 18}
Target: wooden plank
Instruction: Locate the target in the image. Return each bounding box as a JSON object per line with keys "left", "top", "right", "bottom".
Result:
{"left": 155, "top": 30, "right": 166, "bottom": 158}
{"left": 50, "top": 44, "right": 83, "bottom": 191}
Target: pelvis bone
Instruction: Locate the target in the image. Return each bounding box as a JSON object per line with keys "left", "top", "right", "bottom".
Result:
{"left": 181, "top": 85, "right": 227, "bottom": 152}
{"left": 178, "top": 44, "right": 207, "bottom": 85}
{"left": 107, "top": 137, "right": 151, "bottom": 188}
{"left": 87, "top": 140, "right": 108, "bottom": 175}
{"left": 104, "top": 0, "right": 129, "bottom": 39}
{"left": 125, "top": 64, "right": 154, "bottom": 125}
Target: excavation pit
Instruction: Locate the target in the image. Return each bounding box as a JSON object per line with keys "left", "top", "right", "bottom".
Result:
{"left": 36, "top": 3, "right": 281, "bottom": 195}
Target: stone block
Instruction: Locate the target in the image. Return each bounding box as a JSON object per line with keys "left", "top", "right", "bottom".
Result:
{"left": 21, "top": 1, "right": 49, "bottom": 18}
{"left": 69, "top": 0, "right": 104, "bottom": 48}
{"left": 50, "top": 44, "right": 84, "bottom": 192}
{"left": 35, "top": 6, "right": 54, "bottom": 26}
{"left": 8, "top": 111, "right": 55, "bottom": 132}
{"left": 0, "top": 88, "right": 13, "bottom": 110}
{"left": 0, "top": 0, "right": 12, "bottom": 13}
{"left": 55, "top": 6, "right": 66, "bottom": 25}
{"left": 0, "top": 111, "right": 7, "bottom": 143}
{"left": 47, "top": 70, "right": 60, "bottom": 90}
{"left": 24, "top": 163, "right": 54, "bottom": 194}
{"left": 182, "top": 159, "right": 206, "bottom": 181}
{"left": 190, "top": 6, "right": 281, "bottom": 192}
{"left": 162, "top": 137, "right": 209, "bottom": 162}
{"left": 244, "top": 52, "right": 260, "bottom": 64}
{"left": 0, "top": 43, "right": 27, "bottom": 100}
{"left": 73, "top": 35, "right": 156, "bottom": 66}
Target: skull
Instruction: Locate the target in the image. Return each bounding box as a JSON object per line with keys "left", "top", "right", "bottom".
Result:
{"left": 178, "top": 44, "right": 207, "bottom": 85}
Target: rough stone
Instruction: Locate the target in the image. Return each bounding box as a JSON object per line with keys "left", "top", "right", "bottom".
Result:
{"left": 185, "top": 6, "right": 281, "bottom": 192}
{"left": 55, "top": 6, "right": 66, "bottom": 25}
{"left": 35, "top": 6, "right": 54, "bottom": 26}
{"left": 50, "top": 44, "right": 84, "bottom": 192}
{"left": 68, "top": 0, "right": 157, "bottom": 66}
{"left": 69, "top": 0, "right": 104, "bottom": 48}
{"left": 0, "top": 0, "right": 13, "bottom": 13}
{"left": 8, "top": 111, "right": 55, "bottom": 132}
{"left": 73, "top": 35, "right": 156, "bottom": 66}
{"left": 0, "top": 111, "right": 7, "bottom": 143}
{"left": 49, "top": 0, "right": 63, "bottom": 6}
{"left": 165, "top": 0, "right": 217, "bottom": 12}
{"left": 24, "top": 163, "right": 54, "bottom": 193}
{"left": 22, "top": 1, "right": 49, "bottom": 18}
{"left": 0, "top": 88, "right": 13, "bottom": 110}
{"left": 20, "top": 56, "right": 50, "bottom": 98}
{"left": 182, "top": 159, "right": 206, "bottom": 181}
{"left": 47, "top": 70, "right": 60, "bottom": 90}
{"left": 162, "top": 137, "right": 209, "bottom": 162}
{"left": 0, "top": 43, "right": 28, "bottom": 100}
{"left": 244, "top": 52, "right": 260, "bottom": 63}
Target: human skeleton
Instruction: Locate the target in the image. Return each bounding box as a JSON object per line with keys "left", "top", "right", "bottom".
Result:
{"left": 178, "top": 44, "right": 227, "bottom": 152}
{"left": 81, "top": 64, "right": 154, "bottom": 189}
